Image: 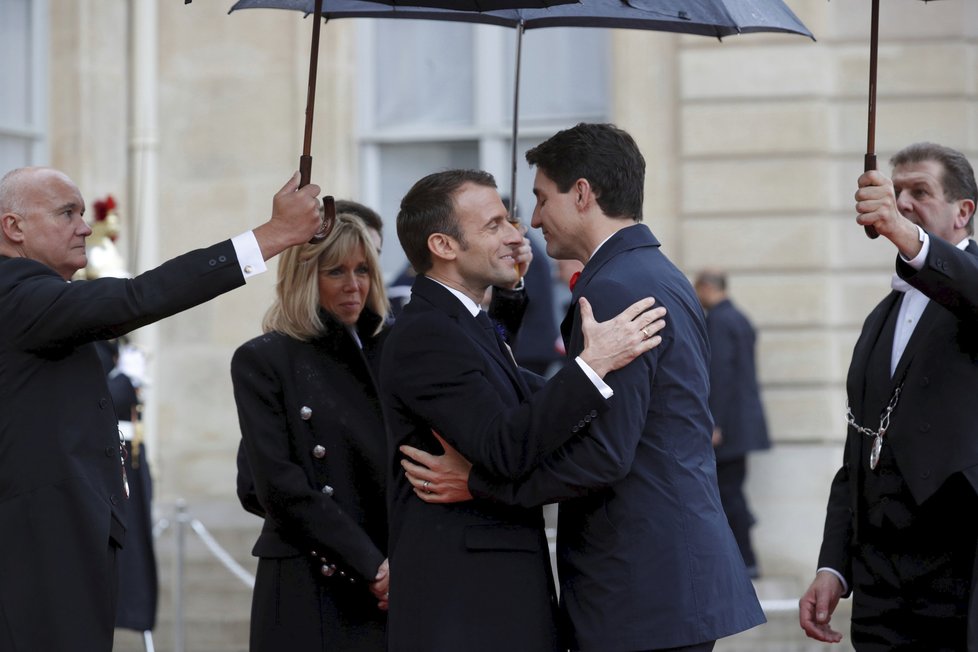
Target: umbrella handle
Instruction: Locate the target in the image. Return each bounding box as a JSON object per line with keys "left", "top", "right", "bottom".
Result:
{"left": 863, "top": 156, "right": 880, "bottom": 240}
{"left": 301, "top": 155, "right": 335, "bottom": 242}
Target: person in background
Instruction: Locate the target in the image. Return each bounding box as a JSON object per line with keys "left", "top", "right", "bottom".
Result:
{"left": 0, "top": 166, "right": 322, "bottom": 651}
{"left": 95, "top": 337, "right": 159, "bottom": 636}
{"left": 800, "top": 142, "right": 978, "bottom": 650}
{"left": 694, "top": 269, "right": 771, "bottom": 579}
{"left": 231, "top": 213, "right": 390, "bottom": 651}
{"left": 336, "top": 199, "right": 384, "bottom": 255}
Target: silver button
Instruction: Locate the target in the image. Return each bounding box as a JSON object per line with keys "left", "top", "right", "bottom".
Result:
{"left": 312, "top": 445, "right": 326, "bottom": 459}
{"left": 244, "top": 265, "right": 253, "bottom": 274}
{"left": 322, "top": 485, "right": 334, "bottom": 496}
{"left": 300, "top": 406, "right": 312, "bottom": 420}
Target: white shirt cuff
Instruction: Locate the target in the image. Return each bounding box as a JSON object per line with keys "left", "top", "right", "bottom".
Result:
{"left": 899, "top": 225, "right": 928, "bottom": 270}
{"left": 816, "top": 567, "right": 849, "bottom": 594}
{"left": 231, "top": 231, "right": 266, "bottom": 281}
{"left": 575, "top": 356, "right": 613, "bottom": 399}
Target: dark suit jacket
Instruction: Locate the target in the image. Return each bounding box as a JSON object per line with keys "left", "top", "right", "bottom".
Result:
{"left": 704, "top": 299, "right": 771, "bottom": 462}
{"left": 0, "top": 242, "right": 244, "bottom": 651}
{"left": 471, "top": 224, "right": 765, "bottom": 651}
{"left": 231, "top": 311, "right": 387, "bottom": 650}
{"left": 818, "top": 236, "right": 978, "bottom": 625}
{"left": 379, "top": 275, "right": 609, "bottom": 652}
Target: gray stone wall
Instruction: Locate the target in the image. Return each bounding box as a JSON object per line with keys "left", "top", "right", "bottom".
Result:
{"left": 43, "top": 0, "right": 978, "bottom": 587}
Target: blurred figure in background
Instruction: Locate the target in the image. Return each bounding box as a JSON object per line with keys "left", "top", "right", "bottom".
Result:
{"left": 695, "top": 269, "right": 770, "bottom": 578}
{"left": 95, "top": 339, "right": 159, "bottom": 634}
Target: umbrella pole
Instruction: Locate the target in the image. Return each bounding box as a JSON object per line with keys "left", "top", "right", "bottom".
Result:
{"left": 301, "top": 0, "right": 323, "bottom": 189}
{"left": 302, "top": 0, "right": 334, "bottom": 241}
{"left": 863, "top": 0, "right": 880, "bottom": 239}
{"left": 508, "top": 22, "right": 525, "bottom": 222}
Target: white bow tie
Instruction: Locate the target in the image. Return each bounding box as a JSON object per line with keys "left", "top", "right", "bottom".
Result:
{"left": 891, "top": 275, "right": 913, "bottom": 293}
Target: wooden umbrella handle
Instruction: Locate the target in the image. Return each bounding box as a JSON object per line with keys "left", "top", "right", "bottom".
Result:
{"left": 863, "top": 154, "right": 879, "bottom": 239}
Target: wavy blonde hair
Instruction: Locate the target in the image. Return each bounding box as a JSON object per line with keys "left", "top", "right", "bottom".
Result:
{"left": 262, "top": 213, "right": 389, "bottom": 340}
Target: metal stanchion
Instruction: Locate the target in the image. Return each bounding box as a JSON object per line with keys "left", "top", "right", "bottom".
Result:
{"left": 173, "top": 499, "right": 188, "bottom": 652}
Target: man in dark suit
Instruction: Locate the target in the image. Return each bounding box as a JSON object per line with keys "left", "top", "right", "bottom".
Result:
{"left": 695, "top": 269, "right": 771, "bottom": 578}
{"left": 800, "top": 142, "right": 978, "bottom": 650}
{"left": 379, "top": 168, "right": 665, "bottom": 652}
{"left": 0, "top": 166, "right": 322, "bottom": 651}
{"left": 402, "top": 124, "right": 764, "bottom": 652}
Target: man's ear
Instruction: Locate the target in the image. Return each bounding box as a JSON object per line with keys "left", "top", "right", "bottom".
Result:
{"left": 427, "top": 233, "right": 458, "bottom": 263}
{"left": 0, "top": 212, "right": 25, "bottom": 244}
{"left": 574, "top": 178, "right": 594, "bottom": 211}
{"left": 955, "top": 199, "right": 976, "bottom": 231}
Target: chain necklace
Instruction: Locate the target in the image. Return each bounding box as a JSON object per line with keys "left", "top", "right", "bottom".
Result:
{"left": 845, "top": 384, "right": 903, "bottom": 470}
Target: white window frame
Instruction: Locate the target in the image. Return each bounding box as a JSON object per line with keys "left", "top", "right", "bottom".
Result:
{"left": 0, "top": 0, "right": 49, "bottom": 166}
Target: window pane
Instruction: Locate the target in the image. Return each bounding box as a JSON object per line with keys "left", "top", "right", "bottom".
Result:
{"left": 376, "top": 141, "right": 479, "bottom": 277}
{"left": 0, "top": 0, "right": 32, "bottom": 126}
{"left": 503, "top": 28, "right": 608, "bottom": 123}
{"left": 0, "top": 138, "right": 31, "bottom": 173}
{"left": 374, "top": 22, "right": 474, "bottom": 130}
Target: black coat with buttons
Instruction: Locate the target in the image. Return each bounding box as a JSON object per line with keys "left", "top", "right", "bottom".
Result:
{"left": 0, "top": 241, "right": 245, "bottom": 652}
{"left": 231, "top": 310, "right": 388, "bottom": 650}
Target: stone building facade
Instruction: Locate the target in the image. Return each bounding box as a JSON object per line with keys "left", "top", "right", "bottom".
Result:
{"left": 5, "top": 0, "right": 976, "bottom": 583}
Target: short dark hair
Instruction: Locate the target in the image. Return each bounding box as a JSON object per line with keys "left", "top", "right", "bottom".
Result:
{"left": 335, "top": 199, "right": 384, "bottom": 234}
{"left": 695, "top": 269, "right": 727, "bottom": 292}
{"left": 891, "top": 142, "right": 977, "bottom": 235}
{"left": 525, "top": 123, "right": 645, "bottom": 222}
{"left": 396, "top": 169, "right": 497, "bottom": 273}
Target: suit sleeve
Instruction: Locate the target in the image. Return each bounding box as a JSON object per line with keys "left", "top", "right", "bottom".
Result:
{"left": 469, "top": 345, "right": 655, "bottom": 507}
{"left": 231, "top": 343, "right": 384, "bottom": 582}
{"left": 383, "top": 311, "right": 608, "bottom": 480}
{"left": 235, "top": 441, "right": 266, "bottom": 519}
{"left": 469, "top": 278, "right": 662, "bottom": 507}
{"left": 487, "top": 284, "right": 528, "bottom": 346}
{"left": 3, "top": 241, "right": 244, "bottom": 353}
{"left": 899, "top": 235, "right": 978, "bottom": 324}
{"left": 816, "top": 452, "right": 854, "bottom": 596}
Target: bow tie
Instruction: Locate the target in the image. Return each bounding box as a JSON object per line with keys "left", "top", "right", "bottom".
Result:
{"left": 568, "top": 271, "right": 581, "bottom": 291}
{"left": 891, "top": 275, "right": 913, "bottom": 293}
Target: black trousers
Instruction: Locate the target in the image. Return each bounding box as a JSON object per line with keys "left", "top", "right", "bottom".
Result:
{"left": 715, "top": 456, "right": 756, "bottom": 569}
{"left": 850, "top": 477, "right": 978, "bottom": 651}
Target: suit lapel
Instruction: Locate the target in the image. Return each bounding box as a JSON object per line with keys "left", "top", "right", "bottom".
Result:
{"left": 847, "top": 292, "right": 902, "bottom": 408}
{"left": 411, "top": 276, "right": 529, "bottom": 400}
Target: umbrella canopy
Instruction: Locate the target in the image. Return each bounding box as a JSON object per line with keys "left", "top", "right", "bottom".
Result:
{"left": 231, "top": 0, "right": 813, "bottom": 38}
{"left": 364, "top": 0, "right": 577, "bottom": 8}
{"left": 229, "top": 0, "right": 814, "bottom": 214}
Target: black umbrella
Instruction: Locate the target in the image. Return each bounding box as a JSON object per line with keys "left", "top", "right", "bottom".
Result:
{"left": 862, "top": 0, "right": 944, "bottom": 238}
{"left": 229, "top": 0, "right": 814, "bottom": 216}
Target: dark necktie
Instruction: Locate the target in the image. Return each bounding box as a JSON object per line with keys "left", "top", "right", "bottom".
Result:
{"left": 476, "top": 311, "right": 517, "bottom": 368}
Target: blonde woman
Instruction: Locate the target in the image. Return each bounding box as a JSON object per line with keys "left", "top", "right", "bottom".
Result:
{"left": 231, "top": 214, "right": 389, "bottom": 651}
